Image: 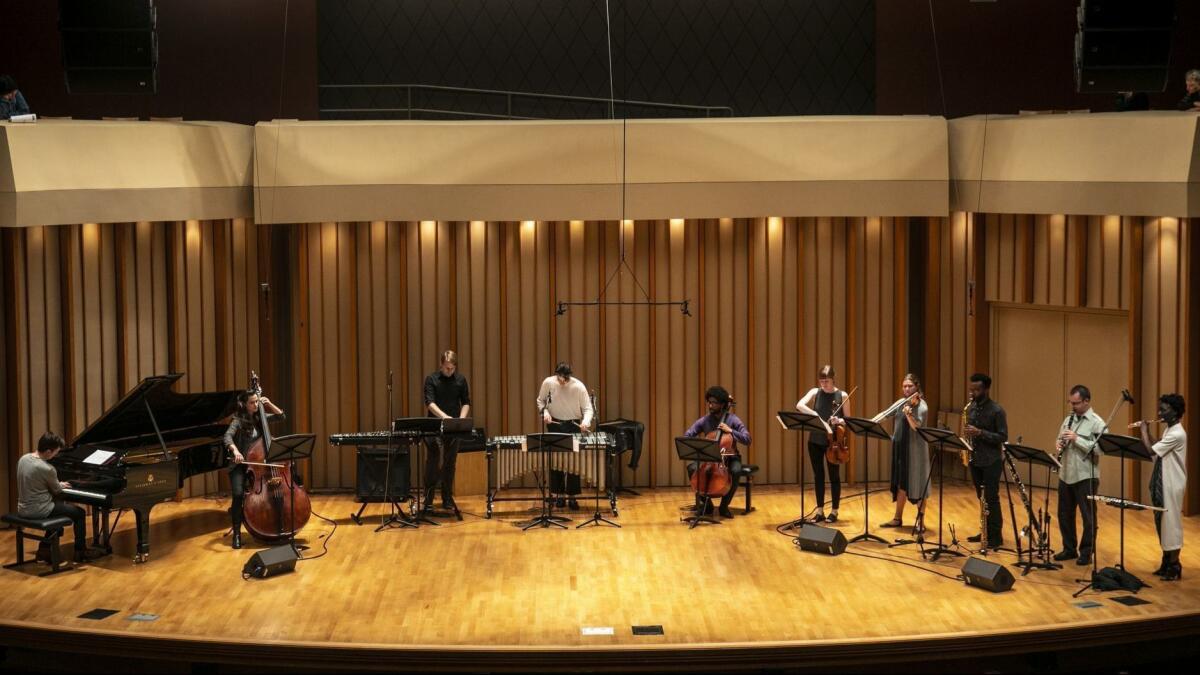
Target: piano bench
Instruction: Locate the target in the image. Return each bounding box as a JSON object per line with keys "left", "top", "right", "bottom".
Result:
{"left": 2, "top": 514, "right": 75, "bottom": 577}
{"left": 738, "top": 464, "right": 760, "bottom": 515}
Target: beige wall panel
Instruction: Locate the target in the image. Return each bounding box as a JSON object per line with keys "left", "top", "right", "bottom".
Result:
{"left": 992, "top": 306, "right": 1064, "bottom": 457}
{"left": 1064, "top": 311, "right": 1130, "bottom": 497}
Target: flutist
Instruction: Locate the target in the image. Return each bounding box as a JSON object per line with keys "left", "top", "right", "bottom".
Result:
{"left": 1133, "top": 394, "right": 1187, "bottom": 581}
{"left": 1054, "top": 385, "right": 1103, "bottom": 566}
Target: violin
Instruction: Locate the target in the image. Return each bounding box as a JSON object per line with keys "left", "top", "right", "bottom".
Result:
{"left": 241, "top": 372, "right": 311, "bottom": 542}
{"left": 690, "top": 398, "right": 735, "bottom": 498}
{"left": 901, "top": 391, "right": 922, "bottom": 430}
{"left": 824, "top": 386, "right": 857, "bottom": 465}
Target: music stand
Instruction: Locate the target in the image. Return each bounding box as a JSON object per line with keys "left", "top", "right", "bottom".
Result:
{"left": 675, "top": 437, "right": 724, "bottom": 529}
{"left": 1092, "top": 433, "right": 1154, "bottom": 590}
{"left": 522, "top": 433, "right": 575, "bottom": 530}
{"left": 1003, "top": 443, "right": 1061, "bottom": 574}
{"left": 841, "top": 417, "right": 891, "bottom": 545}
{"left": 265, "top": 433, "right": 317, "bottom": 555}
{"left": 776, "top": 411, "right": 829, "bottom": 530}
{"left": 578, "top": 433, "right": 620, "bottom": 529}
{"left": 428, "top": 417, "right": 473, "bottom": 522}
{"left": 916, "top": 427, "right": 969, "bottom": 561}
{"left": 393, "top": 417, "right": 441, "bottom": 527}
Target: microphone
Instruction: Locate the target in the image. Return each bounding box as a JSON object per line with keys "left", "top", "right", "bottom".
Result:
{"left": 1122, "top": 389, "right": 1135, "bottom": 404}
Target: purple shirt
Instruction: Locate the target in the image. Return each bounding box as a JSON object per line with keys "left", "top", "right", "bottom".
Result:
{"left": 684, "top": 412, "right": 752, "bottom": 449}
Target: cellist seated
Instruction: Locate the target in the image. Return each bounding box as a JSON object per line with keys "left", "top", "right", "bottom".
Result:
{"left": 683, "top": 386, "right": 752, "bottom": 519}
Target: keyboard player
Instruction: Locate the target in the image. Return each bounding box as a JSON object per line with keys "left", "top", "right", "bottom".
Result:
{"left": 17, "top": 432, "right": 104, "bottom": 562}
{"left": 223, "top": 390, "right": 286, "bottom": 549}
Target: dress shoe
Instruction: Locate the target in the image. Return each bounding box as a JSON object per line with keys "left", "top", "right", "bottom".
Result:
{"left": 879, "top": 519, "right": 903, "bottom": 529}
{"left": 554, "top": 497, "right": 567, "bottom": 508}
{"left": 1053, "top": 549, "right": 1077, "bottom": 562}
{"left": 1161, "top": 563, "right": 1183, "bottom": 581}
{"left": 718, "top": 505, "right": 734, "bottom": 518}
{"left": 231, "top": 530, "right": 243, "bottom": 550}
{"left": 1152, "top": 553, "right": 1169, "bottom": 576}
{"left": 827, "top": 510, "right": 839, "bottom": 524}
{"left": 74, "top": 547, "right": 106, "bottom": 563}
{"left": 988, "top": 540, "right": 1004, "bottom": 550}
{"left": 568, "top": 498, "right": 580, "bottom": 510}
{"left": 1075, "top": 553, "right": 1092, "bottom": 566}
{"left": 967, "top": 533, "right": 982, "bottom": 543}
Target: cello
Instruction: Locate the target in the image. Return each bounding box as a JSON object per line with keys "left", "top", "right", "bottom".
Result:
{"left": 690, "top": 398, "right": 736, "bottom": 499}
{"left": 241, "top": 372, "right": 312, "bottom": 542}
{"left": 824, "top": 386, "right": 857, "bottom": 465}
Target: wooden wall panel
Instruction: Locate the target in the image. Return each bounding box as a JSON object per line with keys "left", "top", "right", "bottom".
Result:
{"left": 0, "top": 221, "right": 263, "bottom": 510}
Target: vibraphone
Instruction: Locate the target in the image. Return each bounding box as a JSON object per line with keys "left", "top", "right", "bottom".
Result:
{"left": 485, "top": 432, "right": 618, "bottom": 517}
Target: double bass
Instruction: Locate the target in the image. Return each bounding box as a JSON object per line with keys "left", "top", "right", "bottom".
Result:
{"left": 690, "top": 398, "right": 736, "bottom": 498}
{"left": 241, "top": 372, "right": 311, "bottom": 542}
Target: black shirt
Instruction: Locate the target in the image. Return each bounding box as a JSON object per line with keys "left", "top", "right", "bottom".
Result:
{"left": 809, "top": 389, "right": 844, "bottom": 447}
{"left": 424, "top": 370, "right": 471, "bottom": 418}
{"left": 966, "top": 396, "right": 1007, "bottom": 467}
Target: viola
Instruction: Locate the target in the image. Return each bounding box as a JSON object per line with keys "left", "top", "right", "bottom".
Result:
{"left": 690, "top": 399, "right": 735, "bottom": 498}
{"left": 241, "top": 372, "right": 311, "bottom": 542}
{"left": 824, "top": 386, "right": 857, "bottom": 465}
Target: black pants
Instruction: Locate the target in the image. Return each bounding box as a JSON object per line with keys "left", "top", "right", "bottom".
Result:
{"left": 230, "top": 466, "right": 248, "bottom": 528}
{"left": 687, "top": 455, "right": 743, "bottom": 508}
{"left": 46, "top": 502, "right": 87, "bottom": 550}
{"left": 424, "top": 437, "right": 459, "bottom": 502}
{"left": 548, "top": 420, "right": 582, "bottom": 496}
{"left": 807, "top": 441, "right": 841, "bottom": 510}
{"left": 970, "top": 460, "right": 1004, "bottom": 543}
{"left": 1058, "top": 478, "right": 1098, "bottom": 557}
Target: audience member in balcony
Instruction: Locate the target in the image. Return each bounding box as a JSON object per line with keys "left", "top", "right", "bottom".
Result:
{"left": 1175, "top": 69, "right": 1200, "bottom": 111}
{"left": 1, "top": 75, "right": 31, "bottom": 119}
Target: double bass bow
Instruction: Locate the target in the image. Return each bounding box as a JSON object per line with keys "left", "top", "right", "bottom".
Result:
{"left": 690, "top": 398, "right": 736, "bottom": 499}
{"left": 241, "top": 372, "right": 312, "bottom": 543}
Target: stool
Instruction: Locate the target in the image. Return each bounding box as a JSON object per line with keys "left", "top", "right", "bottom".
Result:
{"left": 739, "top": 464, "right": 760, "bottom": 514}
{"left": 2, "top": 513, "right": 75, "bottom": 576}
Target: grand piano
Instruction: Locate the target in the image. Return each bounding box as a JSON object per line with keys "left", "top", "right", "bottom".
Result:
{"left": 50, "top": 373, "right": 241, "bottom": 563}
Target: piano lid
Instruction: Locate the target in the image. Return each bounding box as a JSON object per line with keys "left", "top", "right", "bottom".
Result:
{"left": 71, "top": 374, "right": 241, "bottom": 448}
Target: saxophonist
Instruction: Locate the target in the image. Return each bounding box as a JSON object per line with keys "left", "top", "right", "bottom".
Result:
{"left": 963, "top": 373, "right": 1008, "bottom": 550}
{"left": 1054, "top": 385, "right": 1104, "bottom": 566}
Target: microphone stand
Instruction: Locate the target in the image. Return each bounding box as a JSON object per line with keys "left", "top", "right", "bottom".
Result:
{"left": 378, "top": 369, "right": 415, "bottom": 531}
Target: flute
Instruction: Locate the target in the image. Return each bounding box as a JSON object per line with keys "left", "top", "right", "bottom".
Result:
{"left": 1128, "top": 418, "right": 1164, "bottom": 429}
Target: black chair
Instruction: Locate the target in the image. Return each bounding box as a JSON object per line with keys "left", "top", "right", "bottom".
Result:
{"left": 738, "top": 464, "right": 760, "bottom": 514}
{"left": 2, "top": 513, "right": 75, "bottom": 576}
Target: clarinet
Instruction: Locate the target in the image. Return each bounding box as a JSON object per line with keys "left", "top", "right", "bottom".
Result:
{"left": 1002, "top": 447, "right": 1044, "bottom": 550}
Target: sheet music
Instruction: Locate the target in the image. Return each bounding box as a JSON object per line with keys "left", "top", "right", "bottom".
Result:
{"left": 83, "top": 449, "right": 116, "bottom": 465}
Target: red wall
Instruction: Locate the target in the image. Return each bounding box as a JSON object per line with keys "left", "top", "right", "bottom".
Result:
{"left": 0, "top": 0, "right": 317, "bottom": 124}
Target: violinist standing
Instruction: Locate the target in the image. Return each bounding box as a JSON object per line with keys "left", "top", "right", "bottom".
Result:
{"left": 223, "top": 390, "right": 286, "bottom": 549}
{"left": 684, "top": 386, "right": 751, "bottom": 518}
{"left": 877, "top": 374, "right": 929, "bottom": 531}
{"left": 796, "top": 365, "right": 849, "bottom": 523}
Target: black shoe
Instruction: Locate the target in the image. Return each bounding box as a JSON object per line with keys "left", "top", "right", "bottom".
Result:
{"left": 441, "top": 501, "right": 455, "bottom": 510}
{"left": 718, "top": 505, "right": 734, "bottom": 518}
{"left": 1076, "top": 553, "right": 1092, "bottom": 566}
{"left": 1152, "top": 553, "right": 1169, "bottom": 576}
{"left": 988, "top": 540, "right": 1004, "bottom": 551}
{"left": 813, "top": 512, "right": 826, "bottom": 523}
{"left": 1053, "top": 549, "right": 1077, "bottom": 562}
{"left": 74, "top": 547, "right": 105, "bottom": 563}
{"left": 555, "top": 497, "right": 566, "bottom": 508}
{"left": 827, "top": 510, "right": 839, "bottom": 524}
{"left": 568, "top": 498, "right": 580, "bottom": 510}
{"left": 967, "top": 533, "right": 982, "bottom": 543}
{"left": 701, "top": 502, "right": 715, "bottom": 516}
{"left": 231, "top": 530, "right": 243, "bottom": 550}
{"left": 880, "top": 519, "right": 903, "bottom": 529}
{"left": 1162, "top": 563, "right": 1183, "bottom": 581}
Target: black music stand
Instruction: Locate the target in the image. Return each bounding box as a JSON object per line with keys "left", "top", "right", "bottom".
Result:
{"left": 522, "top": 433, "right": 575, "bottom": 530}
{"left": 776, "top": 411, "right": 829, "bottom": 530}
{"left": 265, "top": 433, "right": 316, "bottom": 555}
{"left": 396, "top": 417, "right": 443, "bottom": 527}
{"left": 916, "top": 427, "right": 969, "bottom": 561}
{"left": 675, "top": 437, "right": 724, "bottom": 529}
{"left": 428, "top": 417, "right": 473, "bottom": 522}
{"left": 577, "top": 434, "right": 620, "bottom": 529}
{"left": 1003, "top": 443, "right": 1061, "bottom": 574}
{"left": 841, "top": 417, "right": 891, "bottom": 545}
{"left": 1083, "top": 433, "right": 1155, "bottom": 593}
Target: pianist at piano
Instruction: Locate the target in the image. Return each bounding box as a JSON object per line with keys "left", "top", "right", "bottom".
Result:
{"left": 223, "top": 390, "right": 287, "bottom": 549}
{"left": 15, "top": 432, "right": 104, "bottom": 563}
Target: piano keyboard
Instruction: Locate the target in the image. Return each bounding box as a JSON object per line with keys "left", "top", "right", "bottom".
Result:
{"left": 62, "top": 487, "right": 109, "bottom": 504}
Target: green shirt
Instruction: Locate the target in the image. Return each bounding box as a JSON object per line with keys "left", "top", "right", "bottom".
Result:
{"left": 1058, "top": 408, "right": 1103, "bottom": 485}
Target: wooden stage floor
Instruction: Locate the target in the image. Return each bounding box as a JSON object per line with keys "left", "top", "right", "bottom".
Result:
{"left": 1, "top": 482, "right": 1198, "bottom": 672}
